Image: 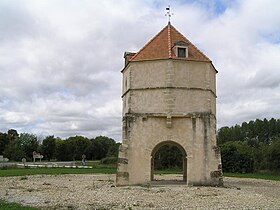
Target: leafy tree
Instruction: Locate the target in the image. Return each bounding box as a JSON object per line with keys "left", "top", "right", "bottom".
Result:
{"left": 220, "top": 142, "right": 238, "bottom": 172}
{"left": 3, "top": 138, "right": 25, "bottom": 161}
{"left": 54, "top": 138, "right": 68, "bottom": 161}
{"left": 84, "top": 140, "right": 94, "bottom": 160}
{"left": 0, "top": 132, "right": 8, "bottom": 155}
{"left": 18, "top": 133, "right": 39, "bottom": 160}
{"left": 0, "top": 129, "right": 19, "bottom": 155}
{"left": 218, "top": 118, "right": 280, "bottom": 145}
{"left": 54, "top": 136, "right": 90, "bottom": 161}
{"left": 42, "top": 136, "right": 56, "bottom": 161}
{"left": 220, "top": 141, "right": 254, "bottom": 173}
{"left": 269, "top": 118, "right": 277, "bottom": 140}
{"left": 277, "top": 119, "right": 280, "bottom": 136}
{"left": 154, "top": 145, "right": 183, "bottom": 170}
{"left": 2, "top": 131, "right": 120, "bottom": 162}
{"left": 66, "top": 136, "right": 90, "bottom": 160}
{"left": 253, "top": 144, "right": 269, "bottom": 171}
{"left": 217, "top": 126, "right": 233, "bottom": 144}
{"left": 2, "top": 129, "right": 28, "bottom": 161}
{"left": 247, "top": 120, "right": 256, "bottom": 139}
{"left": 232, "top": 124, "right": 243, "bottom": 142}
{"left": 7, "top": 129, "right": 19, "bottom": 140}
{"left": 267, "top": 138, "right": 280, "bottom": 172}
{"left": 90, "top": 136, "right": 116, "bottom": 160}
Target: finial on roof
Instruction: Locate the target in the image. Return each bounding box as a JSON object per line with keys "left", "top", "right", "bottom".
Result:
{"left": 165, "top": 5, "right": 173, "bottom": 24}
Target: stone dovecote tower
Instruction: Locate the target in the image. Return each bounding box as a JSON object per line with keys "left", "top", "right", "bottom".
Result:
{"left": 116, "top": 23, "right": 223, "bottom": 186}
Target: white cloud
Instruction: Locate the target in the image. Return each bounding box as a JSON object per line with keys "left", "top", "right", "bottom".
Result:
{"left": 0, "top": 0, "right": 280, "bottom": 140}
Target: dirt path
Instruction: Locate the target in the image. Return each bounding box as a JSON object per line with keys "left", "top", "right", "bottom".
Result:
{"left": 0, "top": 174, "right": 279, "bottom": 209}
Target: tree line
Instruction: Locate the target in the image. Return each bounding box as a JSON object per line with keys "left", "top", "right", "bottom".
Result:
{"left": 218, "top": 118, "right": 280, "bottom": 173}
{"left": 1, "top": 118, "right": 280, "bottom": 174}
{"left": 0, "top": 129, "right": 120, "bottom": 162}
{"left": 154, "top": 118, "right": 280, "bottom": 174}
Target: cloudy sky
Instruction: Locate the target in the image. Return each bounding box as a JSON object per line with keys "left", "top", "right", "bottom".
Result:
{"left": 0, "top": 0, "right": 280, "bottom": 141}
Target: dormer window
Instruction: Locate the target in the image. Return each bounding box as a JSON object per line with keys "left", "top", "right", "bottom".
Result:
{"left": 173, "top": 41, "right": 188, "bottom": 58}
{"left": 178, "top": 47, "right": 186, "bottom": 58}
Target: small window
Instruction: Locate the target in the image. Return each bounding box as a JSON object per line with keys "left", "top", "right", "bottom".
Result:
{"left": 178, "top": 48, "right": 186, "bottom": 58}
{"left": 173, "top": 41, "right": 188, "bottom": 58}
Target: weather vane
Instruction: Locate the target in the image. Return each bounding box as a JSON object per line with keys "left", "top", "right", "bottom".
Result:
{"left": 165, "top": 5, "right": 174, "bottom": 24}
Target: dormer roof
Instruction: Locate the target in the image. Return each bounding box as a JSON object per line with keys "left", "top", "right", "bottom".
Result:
{"left": 129, "top": 23, "right": 211, "bottom": 62}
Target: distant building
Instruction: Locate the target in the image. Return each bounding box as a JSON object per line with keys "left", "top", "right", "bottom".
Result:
{"left": 116, "top": 23, "right": 223, "bottom": 186}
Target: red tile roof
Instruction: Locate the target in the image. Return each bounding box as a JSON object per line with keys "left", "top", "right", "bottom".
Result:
{"left": 129, "top": 23, "right": 210, "bottom": 62}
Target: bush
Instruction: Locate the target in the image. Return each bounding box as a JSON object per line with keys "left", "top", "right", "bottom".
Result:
{"left": 267, "top": 139, "right": 280, "bottom": 172}
{"left": 220, "top": 141, "right": 254, "bottom": 173}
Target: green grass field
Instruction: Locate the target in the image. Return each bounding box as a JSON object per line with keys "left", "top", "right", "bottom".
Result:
{"left": 1, "top": 163, "right": 280, "bottom": 181}
{"left": 155, "top": 169, "right": 182, "bottom": 174}
{"left": 224, "top": 172, "right": 280, "bottom": 181}
{"left": 0, "top": 161, "right": 117, "bottom": 177}
{"left": 0, "top": 200, "right": 38, "bottom": 210}
{"left": 0, "top": 167, "right": 116, "bottom": 177}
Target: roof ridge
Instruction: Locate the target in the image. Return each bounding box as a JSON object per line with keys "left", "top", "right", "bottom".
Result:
{"left": 170, "top": 25, "right": 210, "bottom": 61}
{"left": 168, "top": 24, "right": 172, "bottom": 58}
{"left": 129, "top": 25, "right": 168, "bottom": 61}
{"left": 128, "top": 24, "right": 211, "bottom": 62}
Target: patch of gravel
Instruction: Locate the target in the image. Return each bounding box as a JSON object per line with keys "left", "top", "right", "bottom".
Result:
{"left": 0, "top": 174, "right": 280, "bottom": 209}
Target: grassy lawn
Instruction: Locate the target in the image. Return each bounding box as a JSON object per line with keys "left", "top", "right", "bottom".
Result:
{"left": 1, "top": 162, "right": 280, "bottom": 182}
{"left": 0, "top": 200, "right": 38, "bottom": 210}
{"left": 0, "top": 161, "right": 117, "bottom": 177}
{"left": 0, "top": 167, "right": 116, "bottom": 177}
{"left": 155, "top": 169, "right": 182, "bottom": 174}
{"left": 224, "top": 172, "right": 280, "bottom": 181}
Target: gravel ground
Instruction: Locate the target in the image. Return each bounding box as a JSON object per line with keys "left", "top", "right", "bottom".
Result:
{"left": 0, "top": 174, "right": 280, "bottom": 209}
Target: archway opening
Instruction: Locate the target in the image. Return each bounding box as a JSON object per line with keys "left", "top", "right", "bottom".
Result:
{"left": 151, "top": 141, "right": 187, "bottom": 184}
